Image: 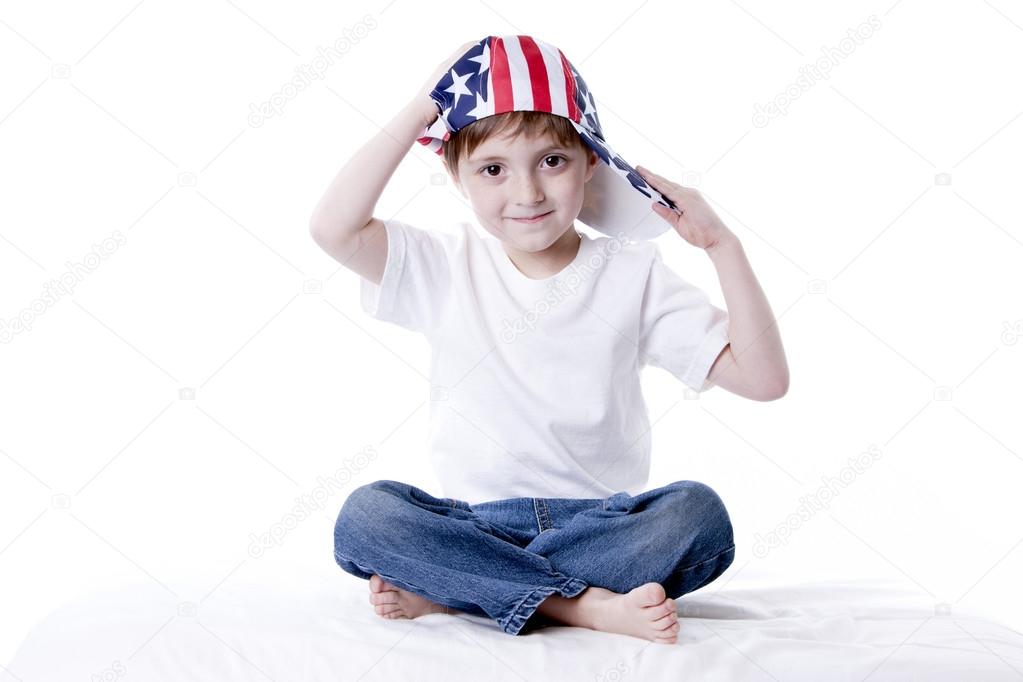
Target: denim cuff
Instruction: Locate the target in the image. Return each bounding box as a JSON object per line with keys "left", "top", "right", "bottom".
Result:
{"left": 501, "top": 576, "right": 589, "bottom": 635}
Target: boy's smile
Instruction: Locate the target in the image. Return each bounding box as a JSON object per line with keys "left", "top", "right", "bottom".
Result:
{"left": 508, "top": 210, "right": 554, "bottom": 223}
{"left": 448, "top": 128, "right": 599, "bottom": 279}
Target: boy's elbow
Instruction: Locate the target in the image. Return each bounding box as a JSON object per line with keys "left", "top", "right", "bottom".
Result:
{"left": 757, "top": 375, "right": 789, "bottom": 401}
{"left": 309, "top": 219, "right": 341, "bottom": 248}
{"left": 309, "top": 217, "right": 326, "bottom": 242}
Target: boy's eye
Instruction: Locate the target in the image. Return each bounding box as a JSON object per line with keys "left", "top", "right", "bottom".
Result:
{"left": 479, "top": 156, "right": 566, "bottom": 177}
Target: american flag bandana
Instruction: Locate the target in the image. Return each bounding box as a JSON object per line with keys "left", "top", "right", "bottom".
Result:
{"left": 418, "top": 35, "right": 680, "bottom": 241}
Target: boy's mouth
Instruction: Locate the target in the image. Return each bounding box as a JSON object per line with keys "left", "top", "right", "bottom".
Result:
{"left": 508, "top": 210, "right": 553, "bottom": 223}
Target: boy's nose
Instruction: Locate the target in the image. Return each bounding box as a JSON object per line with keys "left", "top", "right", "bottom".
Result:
{"left": 512, "top": 175, "right": 545, "bottom": 204}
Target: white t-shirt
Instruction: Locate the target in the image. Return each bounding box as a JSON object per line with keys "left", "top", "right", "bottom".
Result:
{"left": 360, "top": 219, "right": 730, "bottom": 506}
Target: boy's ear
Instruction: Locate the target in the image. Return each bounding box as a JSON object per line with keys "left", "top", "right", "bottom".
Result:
{"left": 583, "top": 148, "right": 600, "bottom": 183}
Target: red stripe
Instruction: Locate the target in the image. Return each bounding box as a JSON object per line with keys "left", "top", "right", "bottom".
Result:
{"left": 557, "top": 50, "right": 580, "bottom": 121}
{"left": 491, "top": 37, "right": 513, "bottom": 114}
{"left": 518, "top": 36, "right": 551, "bottom": 113}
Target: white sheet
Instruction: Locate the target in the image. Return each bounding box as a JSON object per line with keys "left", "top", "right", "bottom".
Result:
{"left": 5, "top": 559, "right": 1023, "bottom": 681}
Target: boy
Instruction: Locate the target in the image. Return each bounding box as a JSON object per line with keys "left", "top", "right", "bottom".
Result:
{"left": 312, "top": 36, "right": 789, "bottom": 643}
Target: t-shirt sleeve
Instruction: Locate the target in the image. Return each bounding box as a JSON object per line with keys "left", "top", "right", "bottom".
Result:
{"left": 638, "top": 246, "right": 730, "bottom": 392}
{"left": 359, "top": 218, "right": 452, "bottom": 336}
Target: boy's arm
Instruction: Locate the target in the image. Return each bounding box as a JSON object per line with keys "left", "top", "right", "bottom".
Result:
{"left": 703, "top": 236, "right": 790, "bottom": 401}
{"left": 634, "top": 165, "right": 789, "bottom": 401}
{"left": 309, "top": 41, "right": 474, "bottom": 285}
{"left": 308, "top": 99, "right": 437, "bottom": 285}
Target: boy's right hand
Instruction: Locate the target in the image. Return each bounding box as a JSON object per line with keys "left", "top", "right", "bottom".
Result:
{"left": 411, "top": 40, "right": 478, "bottom": 128}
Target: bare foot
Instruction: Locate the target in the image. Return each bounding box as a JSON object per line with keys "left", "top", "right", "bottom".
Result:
{"left": 367, "top": 574, "right": 454, "bottom": 620}
{"left": 538, "top": 582, "right": 681, "bottom": 644}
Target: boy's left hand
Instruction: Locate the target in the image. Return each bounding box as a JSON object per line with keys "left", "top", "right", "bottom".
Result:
{"left": 637, "top": 166, "right": 735, "bottom": 252}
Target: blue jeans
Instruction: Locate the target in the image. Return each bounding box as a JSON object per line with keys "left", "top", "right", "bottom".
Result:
{"left": 333, "top": 479, "right": 735, "bottom": 636}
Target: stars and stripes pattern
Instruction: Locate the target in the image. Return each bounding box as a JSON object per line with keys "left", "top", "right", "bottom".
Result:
{"left": 418, "top": 35, "right": 677, "bottom": 214}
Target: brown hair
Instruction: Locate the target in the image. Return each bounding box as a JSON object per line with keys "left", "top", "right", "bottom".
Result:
{"left": 443, "top": 110, "right": 590, "bottom": 177}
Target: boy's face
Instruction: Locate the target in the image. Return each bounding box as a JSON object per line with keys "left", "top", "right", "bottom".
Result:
{"left": 446, "top": 129, "right": 599, "bottom": 253}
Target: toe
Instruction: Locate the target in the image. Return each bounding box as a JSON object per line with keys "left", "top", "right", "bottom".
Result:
{"left": 655, "top": 622, "right": 680, "bottom": 639}
{"left": 369, "top": 591, "right": 398, "bottom": 606}
{"left": 645, "top": 599, "right": 676, "bottom": 621}
{"left": 370, "top": 575, "right": 400, "bottom": 593}
{"left": 658, "top": 620, "right": 681, "bottom": 634}
{"left": 651, "top": 611, "right": 677, "bottom": 628}
{"left": 632, "top": 582, "right": 668, "bottom": 607}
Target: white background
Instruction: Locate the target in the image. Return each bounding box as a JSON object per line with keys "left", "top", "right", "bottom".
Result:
{"left": 2, "top": 0, "right": 1022, "bottom": 669}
